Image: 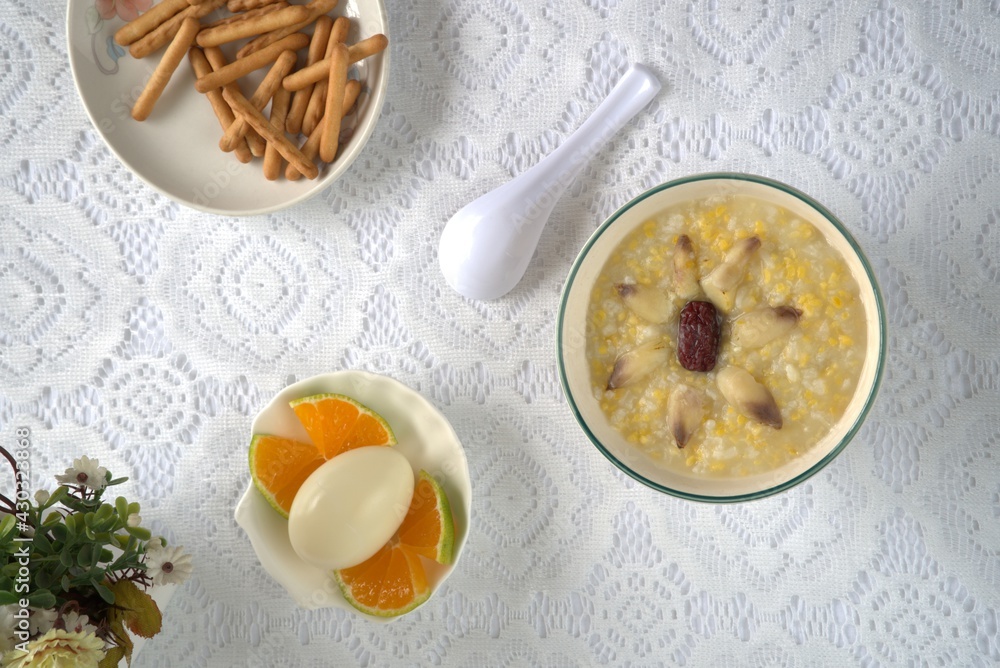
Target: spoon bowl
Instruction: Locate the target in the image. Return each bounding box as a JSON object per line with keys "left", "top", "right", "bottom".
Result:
{"left": 439, "top": 64, "right": 661, "bottom": 300}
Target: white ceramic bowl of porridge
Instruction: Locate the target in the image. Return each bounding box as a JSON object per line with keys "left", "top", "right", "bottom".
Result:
{"left": 557, "top": 174, "right": 886, "bottom": 502}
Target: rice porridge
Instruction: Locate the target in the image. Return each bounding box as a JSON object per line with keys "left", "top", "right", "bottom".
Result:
{"left": 586, "top": 195, "right": 867, "bottom": 477}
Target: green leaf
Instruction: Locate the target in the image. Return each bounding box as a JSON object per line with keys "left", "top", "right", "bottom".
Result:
{"left": 109, "top": 579, "right": 162, "bottom": 639}
{"left": 99, "top": 645, "right": 126, "bottom": 668}
{"left": 115, "top": 497, "right": 129, "bottom": 521}
{"left": 27, "top": 589, "right": 56, "bottom": 609}
{"left": 78, "top": 543, "right": 94, "bottom": 568}
{"left": 107, "top": 477, "right": 128, "bottom": 486}
{"left": 0, "top": 590, "right": 19, "bottom": 606}
{"left": 46, "top": 486, "right": 68, "bottom": 508}
{"left": 61, "top": 574, "right": 71, "bottom": 591}
{"left": 0, "top": 515, "right": 15, "bottom": 541}
{"left": 100, "top": 548, "right": 114, "bottom": 563}
{"left": 125, "top": 526, "right": 151, "bottom": 541}
{"left": 92, "top": 579, "right": 115, "bottom": 604}
{"left": 96, "top": 504, "right": 114, "bottom": 522}
{"left": 127, "top": 502, "right": 140, "bottom": 516}
{"left": 50, "top": 523, "right": 68, "bottom": 542}
{"left": 113, "top": 533, "right": 129, "bottom": 549}
{"left": 60, "top": 549, "right": 74, "bottom": 568}
{"left": 33, "top": 531, "right": 53, "bottom": 554}
{"left": 35, "top": 568, "right": 53, "bottom": 589}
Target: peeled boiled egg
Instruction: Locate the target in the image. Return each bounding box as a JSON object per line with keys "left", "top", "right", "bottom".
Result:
{"left": 288, "top": 446, "right": 414, "bottom": 570}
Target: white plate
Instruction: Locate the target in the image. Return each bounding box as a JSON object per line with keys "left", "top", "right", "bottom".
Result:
{"left": 234, "top": 371, "right": 471, "bottom": 619}
{"left": 66, "top": 0, "right": 389, "bottom": 215}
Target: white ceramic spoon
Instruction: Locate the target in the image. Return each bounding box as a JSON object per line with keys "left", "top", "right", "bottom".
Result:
{"left": 439, "top": 64, "right": 662, "bottom": 300}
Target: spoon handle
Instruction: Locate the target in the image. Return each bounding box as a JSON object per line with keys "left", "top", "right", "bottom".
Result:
{"left": 518, "top": 64, "right": 662, "bottom": 193}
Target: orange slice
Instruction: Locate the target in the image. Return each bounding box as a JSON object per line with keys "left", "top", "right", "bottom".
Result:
{"left": 290, "top": 393, "right": 396, "bottom": 459}
{"left": 248, "top": 434, "right": 325, "bottom": 517}
{"left": 249, "top": 395, "right": 396, "bottom": 518}
{"left": 334, "top": 471, "right": 455, "bottom": 617}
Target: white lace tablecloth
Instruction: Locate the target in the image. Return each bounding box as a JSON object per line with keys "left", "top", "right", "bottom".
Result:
{"left": 3, "top": 0, "right": 1000, "bottom": 665}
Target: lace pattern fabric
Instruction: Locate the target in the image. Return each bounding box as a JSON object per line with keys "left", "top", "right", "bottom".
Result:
{"left": 1, "top": 0, "right": 999, "bottom": 665}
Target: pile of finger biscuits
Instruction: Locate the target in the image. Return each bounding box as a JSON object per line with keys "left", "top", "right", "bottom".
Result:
{"left": 116, "top": 0, "right": 388, "bottom": 181}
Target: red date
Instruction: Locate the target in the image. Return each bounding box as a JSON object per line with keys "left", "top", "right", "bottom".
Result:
{"left": 677, "top": 301, "right": 720, "bottom": 372}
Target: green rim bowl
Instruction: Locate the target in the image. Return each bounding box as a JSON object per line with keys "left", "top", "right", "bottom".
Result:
{"left": 557, "top": 173, "right": 887, "bottom": 502}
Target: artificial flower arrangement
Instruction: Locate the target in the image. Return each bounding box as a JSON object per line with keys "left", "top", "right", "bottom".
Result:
{"left": 1, "top": 447, "right": 192, "bottom": 667}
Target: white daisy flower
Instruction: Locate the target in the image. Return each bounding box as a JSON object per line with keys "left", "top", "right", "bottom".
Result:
{"left": 54, "top": 456, "right": 108, "bottom": 491}
{"left": 59, "top": 610, "right": 96, "bottom": 636}
{"left": 126, "top": 513, "right": 142, "bottom": 528}
{"left": 28, "top": 608, "right": 57, "bottom": 636}
{"left": 144, "top": 545, "right": 194, "bottom": 586}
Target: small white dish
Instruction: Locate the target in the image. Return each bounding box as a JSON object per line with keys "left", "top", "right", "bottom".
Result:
{"left": 234, "top": 371, "right": 471, "bottom": 619}
{"left": 65, "top": 0, "right": 389, "bottom": 215}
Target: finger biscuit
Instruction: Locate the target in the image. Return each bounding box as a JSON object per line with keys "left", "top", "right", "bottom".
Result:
{"left": 220, "top": 49, "right": 297, "bottom": 152}
{"left": 195, "top": 32, "right": 309, "bottom": 92}
{"left": 132, "top": 17, "right": 201, "bottom": 121}
{"left": 203, "top": 1, "right": 288, "bottom": 30}
{"left": 285, "top": 14, "right": 333, "bottom": 135}
{"left": 263, "top": 87, "right": 291, "bottom": 180}
{"left": 237, "top": 0, "right": 338, "bottom": 58}
{"left": 223, "top": 88, "right": 319, "bottom": 179}
{"left": 343, "top": 77, "right": 362, "bottom": 114}
{"left": 188, "top": 47, "right": 253, "bottom": 163}
{"left": 286, "top": 78, "right": 360, "bottom": 180}
{"left": 329, "top": 14, "right": 351, "bottom": 44}
{"left": 114, "top": 0, "right": 188, "bottom": 47}
{"left": 299, "top": 16, "right": 348, "bottom": 135}
{"left": 319, "top": 43, "right": 348, "bottom": 163}
{"left": 301, "top": 80, "right": 326, "bottom": 136}
{"left": 197, "top": 4, "right": 312, "bottom": 48}
{"left": 130, "top": 0, "right": 227, "bottom": 59}
{"left": 228, "top": 0, "right": 281, "bottom": 10}
{"left": 203, "top": 46, "right": 267, "bottom": 155}
{"left": 282, "top": 34, "right": 388, "bottom": 91}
